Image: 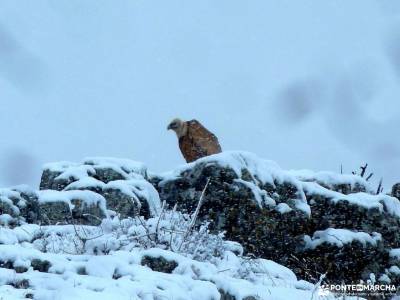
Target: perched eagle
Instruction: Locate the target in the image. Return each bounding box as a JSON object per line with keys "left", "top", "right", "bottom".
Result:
{"left": 167, "top": 118, "right": 222, "bottom": 163}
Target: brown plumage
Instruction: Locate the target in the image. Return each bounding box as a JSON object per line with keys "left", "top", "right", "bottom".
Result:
{"left": 167, "top": 118, "right": 222, "bottom": 163}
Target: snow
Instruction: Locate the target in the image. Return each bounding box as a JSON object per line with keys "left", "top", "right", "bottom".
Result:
{"left": 0, "top": 188, "right": 24, "bottom": 216}
{"left": 160, "top": 151, "right": 311, "bottom": 215}
{"left": 42, "top": 158, "right": 160, "bottom": 217}
{"left": 335, "top": 192, "right": 400, "bottom": 218}
{"left": 0, "top": 224, "right": 39, "bottom": 244}
{"left": 389, "top": 265, "right": 400, "bottom": 275}
{"left": 304, "top": 228, "right": 381, "bottom": 249}
{"left": 0, "top": 214, "right": 14, "bottom": 226}
{"left": 0, "top": 196, "right": 19, "bottom": 215}
{"left": 0, "top": 187, "right": 23, "bottom": 200}
{"left": 83, "top": 157, "right": 147, "bottom": 178}
{"left": 159, "top": 151, "right": 400, "bottom": 219}
{"left": 43, "top": 152, "right": 400, "bottom": 221}
{"left": 2, "top": 153, "right": 397, "bottom": 299}
{"left": 303, "top": 181, "right": 400, "bottom": 219}
{"left": 289, "top": 169, "right": 372, "bottom": 193}
{"left": 42, "top": 161, "right": 96, "bottom": 182}
{"left": 390, "top": 248, "right": 400, "bottom": 259}
{"left": 44, "top": 157, "right": 147, "bottom": 182}
{"left": 104, "top": 178, "right": 161, "bottom": 216}
{"left": 275, "top": 203, "right": 293, "bottom": 214}
{"left": 234, "top": 178, "right": 276, "bottom": 208}
{"left": 38, "top": 190, "right": 108, "bottom": 215}
{"left": 55, "top": 165, "right": 96, "bottom": 181}
{"left": 0, "top": 214, "right": 338, "bottom": 300}
{"left": 379, "top": 273, "right": 391, "bottom": 283}
{"left": 65, "top": 177, "right": 105, "bottom": 190}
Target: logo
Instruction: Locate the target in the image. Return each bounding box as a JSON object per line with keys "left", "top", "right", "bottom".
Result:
{"left": 317, "top": 284, "right": 398, "bottom": 297}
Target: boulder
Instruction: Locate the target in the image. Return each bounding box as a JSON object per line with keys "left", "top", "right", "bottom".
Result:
{"left": 37, "top": 190, "right": 108, "bottom": 225}
{"left": 0, "top": 186, "right": 39, "bottom": 226}
{"left": 83, "top": 157, "right": 147, "bottom": 182}
{"left": 219, "top": 291, "right": 257, "bottom": 300}
{"left": 0, "top": 187, "right": 107, "bottom": 226}
{"left": 0, "top": 188, "right": 23, "bottom": 226}
{"left": 1, "top": 158, "right": 161, "bottom": 226}
{"left": 102, "top": 179, "right": 160, "bottom": 219}
{"left": 40, "top": 158, "right": 160, "bottom": 218}
{"left": 40, "top": 158, "right": 147, "bottom": 191}
{"left": 298, "top": 229, "right": 385, "bottom": 282}
{"left": 40, "top": 163, "right": 96, "bottom": 191}
{"left": 141, "top": 255, "right": 178, "bottom": 273}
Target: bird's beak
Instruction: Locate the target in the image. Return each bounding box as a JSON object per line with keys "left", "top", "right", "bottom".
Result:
{"left": 167, "top": 124, "right": 172, "bottom": 130}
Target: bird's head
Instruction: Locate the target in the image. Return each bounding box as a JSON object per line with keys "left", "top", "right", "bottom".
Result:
{"left": 167, "top": 118, "right": 186, "bottom": 137}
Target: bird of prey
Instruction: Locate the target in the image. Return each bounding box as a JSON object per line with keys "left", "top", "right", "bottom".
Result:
{"left": 167, "top": 118, "right": 222, "bottom": 163}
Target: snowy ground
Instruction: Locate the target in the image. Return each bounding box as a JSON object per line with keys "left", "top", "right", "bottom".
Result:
{"left": 0, "top": 212, "right": 342, "bottom": 300}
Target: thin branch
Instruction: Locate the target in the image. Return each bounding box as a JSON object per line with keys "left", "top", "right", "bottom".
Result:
{"left": 360, "top": 163, "right": 368, "bottom": 177}
{"left": 366, "top": 173, "right": 374, "bottom": 181}
{"left": 155, "top": 201, "right": 166, "bottom": 241}
{"left": 169, "top": 203, "right": 178, "bottom": 252}
{"left": 72, "top": 222, "right": 104, "bottom": 241}
{"left": 217, "top": 268, "right": 231, "bottom": 273}
{"left": 376, "top": 178, "right": 383, "bottom": 195}
{"left": 136, "top": 215, "right": 154, "bottom": 242}
{"left": 178, "top": 178, "right": 211, "bottom": 251}
{"left": 71, "top": 211, "right": 104, "bottom": 243}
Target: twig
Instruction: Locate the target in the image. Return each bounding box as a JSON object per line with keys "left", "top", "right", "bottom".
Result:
{"left": 154, "top": 201, "right": 166, "bottom": 243}
{"left": 360, "top": 163, "right": 368, "bottom": 177}
{"left": 217, "top": 268, "right": 231, "bottom": 273}
{"left": 167, "top": 204, "right": 178, "bottom": 251}
{"left": 72, "top": 217, "right": 104, "bottom": 242}
{"left": 366, "top": 173, "right": 374, "bottom": 181}
{"left": 178, "top": 178, "right": 211, "bottom": 251}
{"left": 376, "top": 178, "right": 383, "bottom": 195}
{"left": 136, "top": 215, "right": 154, "bottom": 242}
{"left": 73, "top": 225, "right": 104, "bottom": 241}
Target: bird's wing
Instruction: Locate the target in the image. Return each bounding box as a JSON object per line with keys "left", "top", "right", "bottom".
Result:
{"left": 187, "top": 119, "right": 222, "bottom": 155}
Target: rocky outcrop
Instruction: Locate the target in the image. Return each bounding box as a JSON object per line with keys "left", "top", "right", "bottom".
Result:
{"left": 0, "top": 187, "right": 108, "bottom": 226}
{"left": 40, "top": 158, "right": 147, "bottom": 190}
{"left": 1, "top": 158, "right": 160, "bottom": 226}
{"left": 153, "top": 151, "right": 400, "bottom": 285}
{"left": 39, "top": 157, "right": 160, "bottom": 219}
{"left": 2, "top": 151, "right": 400, "bottom": 289}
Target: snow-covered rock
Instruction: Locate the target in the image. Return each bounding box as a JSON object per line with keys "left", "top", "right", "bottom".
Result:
{"left": 1, "top": 151, "right": 400, "bottom": 298}
{"left": 304, "top": 228, "right": 382, "bottom": 249}
{"left": 153, "top": 151, "right": 400, "bottom": 285}
{"left": 0, "top": 187, "right": 108, "bottom": 226}
{"left": 37, "top": 190, "right": 108, "bottom": 225}
{"left": 40, "top": 157, "right": 147, "bottom": 190}
{"left": 0, "top": 188, "right": 27, "bottom": 226}
{"left": 40, "top": 157, "right": 160, "bottom": 219}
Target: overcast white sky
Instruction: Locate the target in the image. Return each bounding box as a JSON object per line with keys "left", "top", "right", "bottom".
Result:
{"left": 1, "top": 0, "right": 400, "bottom": 190}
